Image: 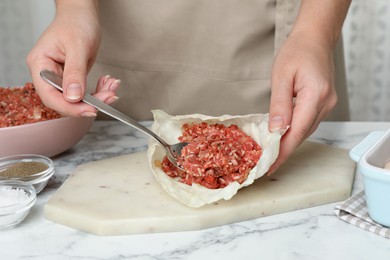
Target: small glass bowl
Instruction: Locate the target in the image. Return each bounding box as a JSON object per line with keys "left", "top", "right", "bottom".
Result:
{"left": 0, "top": 154, "right": 54, "bottom": 193}
{"left": 0, "top": 180, "right": 37, "bottom": 229}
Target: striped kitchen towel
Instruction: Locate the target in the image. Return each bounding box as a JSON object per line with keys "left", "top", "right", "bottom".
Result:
{"left": 335, "top": 190, "right": 390, "bottom": 239}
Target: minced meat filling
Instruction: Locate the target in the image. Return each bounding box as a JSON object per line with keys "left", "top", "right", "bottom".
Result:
{"left": 161, "top": 122, "right": 262, "bottom": 189}
{"left": 0, "top": 83, "right": 61, "bottom": 127}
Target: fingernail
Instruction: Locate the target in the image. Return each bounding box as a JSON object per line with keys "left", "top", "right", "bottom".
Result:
{"left": 103, "top": 75, "right": 111, "bottom": 84}
{"left": 267, "top": 167, "right": 276, "bottom": 176}
{"left": 106, "top": 96, "right": 119, "bottom": 104}
{"left": 80, "top": 111, "right": 97, "bottom": 117}
{"left": 66, "top": 83, "right": 82, "bottom": 100}
{"left": 269, "top": 116, "right": 284, "bottom": 132}
{"left": 109, "top": 79, "right": 121, "bottom": 92}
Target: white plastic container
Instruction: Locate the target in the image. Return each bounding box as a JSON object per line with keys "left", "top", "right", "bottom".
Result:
{"left": 350, "top": 130, "right": 390, "bottom": 227}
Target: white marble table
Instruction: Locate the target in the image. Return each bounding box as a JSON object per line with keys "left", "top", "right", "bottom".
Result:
{"left": 1, "top": 121, "right": 390, "bottom": 260}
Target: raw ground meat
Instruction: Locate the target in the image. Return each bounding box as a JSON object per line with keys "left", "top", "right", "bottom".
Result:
{"left": 161, "top": 122, "right": 262, "bottom": 189}
{"left": 0, "top": 83, "right": 61, "bottom": 127}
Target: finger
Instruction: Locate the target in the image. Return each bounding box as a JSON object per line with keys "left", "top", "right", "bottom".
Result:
{"left": 93, "top": 91, "right": 119, "bottom": 105}
{"left": 95, "top": 75, "right": 109, "bottom": 93}
{"left": 61, "top": 47, "right": 89, "bottom": 103}
{"left": 96, "top": 75, "right": 121, "bottom": 93}
{"left": 269, "top": 76, "right": 294, "bottom": 133}
{"left": 94, "top": 75, "right": 120, "bottom": 105}
{"left": 268, "top": 92, "right": 320, "bottom": 174}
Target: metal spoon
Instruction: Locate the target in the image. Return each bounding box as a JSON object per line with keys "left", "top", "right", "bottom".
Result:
{"left": 40, "top": 70, "right": 187, "bottom": 169}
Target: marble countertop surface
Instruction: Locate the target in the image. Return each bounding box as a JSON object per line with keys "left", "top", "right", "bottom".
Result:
{"left": 1, "top": 121, "right": 390, "bottom": 260}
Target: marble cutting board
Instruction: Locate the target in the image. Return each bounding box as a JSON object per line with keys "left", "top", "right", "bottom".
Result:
{"left": 44, "top": 141, "right": 356, "bottom": 236}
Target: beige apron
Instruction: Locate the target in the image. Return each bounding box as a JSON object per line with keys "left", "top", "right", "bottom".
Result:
{"left": 89, "top": 0, "right": 350, "bottom": 121}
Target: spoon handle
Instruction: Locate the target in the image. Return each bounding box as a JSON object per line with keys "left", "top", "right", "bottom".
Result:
{"left": 40, "top": 70, "right": 169, "bottom": 148}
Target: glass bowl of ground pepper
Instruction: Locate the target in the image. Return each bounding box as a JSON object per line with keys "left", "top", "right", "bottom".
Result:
{"left": 0, "top": 154, "right": 54, "bottom": 193}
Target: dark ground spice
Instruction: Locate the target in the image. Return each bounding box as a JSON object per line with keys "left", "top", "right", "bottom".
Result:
{"left": 0, "top": 161, "right": 49, "bottom": 178}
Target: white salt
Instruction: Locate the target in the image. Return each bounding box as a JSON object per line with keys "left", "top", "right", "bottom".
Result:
{"left": 0, "top": 187, "right": 30, "bottom": 207}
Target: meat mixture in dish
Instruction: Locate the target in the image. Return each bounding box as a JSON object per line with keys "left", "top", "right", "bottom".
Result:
{"left": 161, "top": 122, "right": 262, "bottom": 189}
{"left": 0, "top": 83, "right": 61, "bottom": 127}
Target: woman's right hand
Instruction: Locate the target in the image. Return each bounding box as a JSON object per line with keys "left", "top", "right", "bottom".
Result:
{"left": 27, "top": 0, "right": 118, "bottom": 117}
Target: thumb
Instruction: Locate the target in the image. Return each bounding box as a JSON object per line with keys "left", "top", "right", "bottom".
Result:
{"left": 62, "top": 50, "right": 88, "bottom": 103}
{"left": 268, "top": 79, "right": 293, "bottom": 132}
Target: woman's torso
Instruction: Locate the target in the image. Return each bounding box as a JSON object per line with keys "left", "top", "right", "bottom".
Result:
{"left": 89, "top": 0, "right": 349, "bottom": 121}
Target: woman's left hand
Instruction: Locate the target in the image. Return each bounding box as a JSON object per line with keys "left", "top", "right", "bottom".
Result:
{"left": 267, "top": 32, "right": 338, "bottom": 174}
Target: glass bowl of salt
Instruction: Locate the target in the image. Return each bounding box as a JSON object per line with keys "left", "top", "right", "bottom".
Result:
{"left": 0, "top": 180, "right": 36, "bottom": 229}
{"left": 0, "top": 154, "right": 54, "bottom": 193}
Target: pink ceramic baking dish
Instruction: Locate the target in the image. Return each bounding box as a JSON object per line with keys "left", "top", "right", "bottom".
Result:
{"left": 0, "top": 117, "right": 94, "bottom": 158}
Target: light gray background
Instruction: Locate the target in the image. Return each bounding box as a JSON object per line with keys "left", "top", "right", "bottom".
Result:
{"left": 0, "top": 0, "right": 388, "bottom": 121}
{"left": 0, "top": 0, "right": 54, "bottom": 86}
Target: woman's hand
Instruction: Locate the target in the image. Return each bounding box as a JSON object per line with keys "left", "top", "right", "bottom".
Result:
{"left": 27, "top": 0, "right": 118, "bottom": 117}
{"left": 267, "top": 0, "right": 351, "bottom": 173}
{"left": 268, "top": 33, "right": 337, "bottom": 174}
